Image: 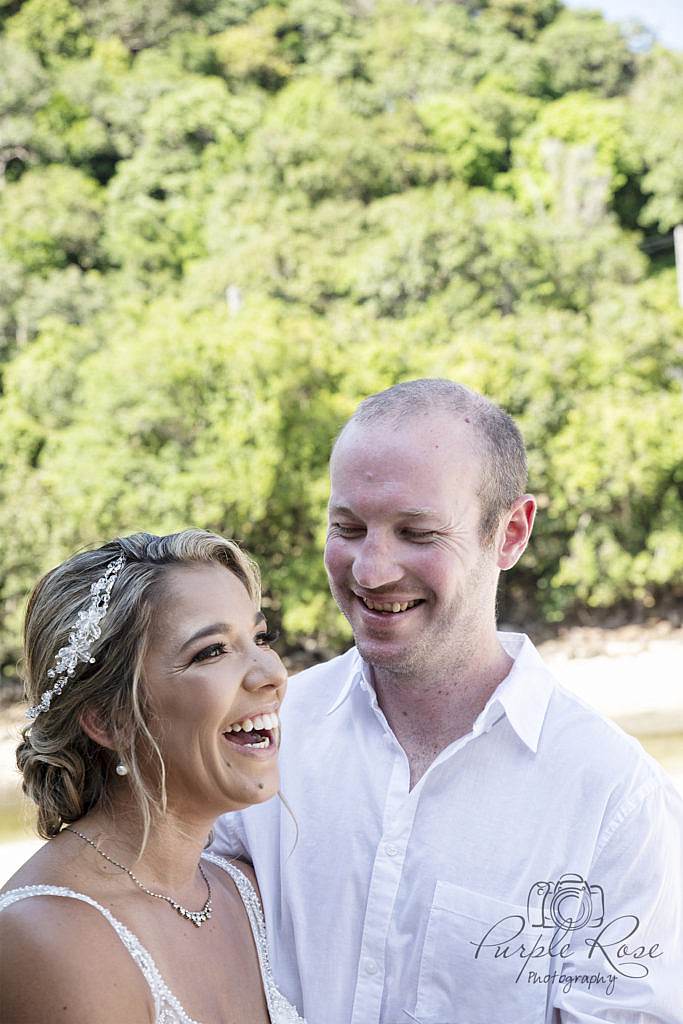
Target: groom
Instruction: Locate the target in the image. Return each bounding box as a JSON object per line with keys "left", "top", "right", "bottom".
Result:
{"left": 214, "top": 378, "right": 683, "bottom": 1023}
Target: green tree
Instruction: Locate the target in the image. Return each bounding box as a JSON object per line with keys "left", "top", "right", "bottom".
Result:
{"left": 534, "top": 9, "right": 636, "bottom": 98}
{"left": 103, "top": 76, "right": 252, "bottom": 276}
{"left": 629, "top": 48, "right": 683, "bottom": 232}
{"left": 417, "top": 82, "right": 540, "bottom": 186}
{"left": 26, "top": 39, "right": 130, "bottom": 179}
{"left": 212, "top": 5, "right": 295, "bottom": 89}
{"left": 0, "top": 38, "right": 49, "bottom": 179}
{"left": 243, "top": 77, "right": 441, "bottom": 204}
{"left": 479, "top": 0, "right": 561, "bottom": 40}
{"left": 0, "top": 165, "right": 105, "bottom": 274}
{"left": 5, "top": 0, "right": 92, "bottom": 66}
{"left": 504, "top": 92, "right": 640, "bottom": 220}
{"left": 73, "top": 0, "right": 269, "bottom": 51}
{"left": 1, "top": 0, "right": 682, "bottom": 680}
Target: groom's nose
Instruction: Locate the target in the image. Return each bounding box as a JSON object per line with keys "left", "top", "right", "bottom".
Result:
{"left": 351, "top": 533, "right": 403, "bottom": 591}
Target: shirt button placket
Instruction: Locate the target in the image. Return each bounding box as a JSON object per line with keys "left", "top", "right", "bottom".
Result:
{"left": 351, "top": 746, "right": 411, "bottom": 1024}
{"left": 351, "top": 832, "right": 407, "bottom": 1024}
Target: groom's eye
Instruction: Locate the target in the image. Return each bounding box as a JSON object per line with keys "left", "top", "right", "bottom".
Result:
{"left": 332, "top": 523, "right": 364, "bottom": 536}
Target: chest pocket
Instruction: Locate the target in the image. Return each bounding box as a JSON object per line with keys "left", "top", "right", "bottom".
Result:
{"left": 412, "top": 880, "right": 549, "bottom": 1024}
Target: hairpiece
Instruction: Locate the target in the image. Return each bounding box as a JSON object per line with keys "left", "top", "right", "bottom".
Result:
{"left": 26, "top": 553, "right": 126, "bottom": 721}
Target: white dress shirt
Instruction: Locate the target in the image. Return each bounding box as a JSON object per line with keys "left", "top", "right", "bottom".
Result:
{"left": 213, "top": 633, "right": 683, "bottom": 1024}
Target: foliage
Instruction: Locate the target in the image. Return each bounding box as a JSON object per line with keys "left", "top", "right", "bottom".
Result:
{"left": 0, "top": 0, "right": 682, "bottom": 681}
{"left": 0, "top": 37, "right": 49, "bottom": 177}
{"left": 629, "top": 48, "right": 683, "bottom": 232}
{"left": 480, "top": 0, "right": 561, "bottom": 41}
{"left": 4, "top": 0, "right": 92, "bottom": 67}
{"left": 0, "top": 165, "right": 104, "bottom": 274}
{"left": 505, "top": 92, "right": 640, "bottom": 217}
{"left": 533, "top": 9, "right": 636, "bottom": 98}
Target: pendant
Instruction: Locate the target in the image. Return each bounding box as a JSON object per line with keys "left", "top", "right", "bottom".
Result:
{"left": 172, "top": 899, "right": 212, "bottom": 927}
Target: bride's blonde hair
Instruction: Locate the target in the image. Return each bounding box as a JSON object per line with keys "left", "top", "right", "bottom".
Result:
{"left": 17, "top": 529, "right": 261, "bottom": 849}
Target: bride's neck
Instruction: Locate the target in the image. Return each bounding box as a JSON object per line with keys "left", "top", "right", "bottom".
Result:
{"left": 73, "top": 800, "right": 215, "bottom": 891}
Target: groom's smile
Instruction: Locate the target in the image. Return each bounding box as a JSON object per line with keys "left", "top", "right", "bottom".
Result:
{"left": 324, "top": 412, "right": 501, "bottom": 676}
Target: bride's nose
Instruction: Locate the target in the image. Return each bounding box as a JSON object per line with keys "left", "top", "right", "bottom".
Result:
{"left": 243, "top": 648, "right": 287, "bottom": 692}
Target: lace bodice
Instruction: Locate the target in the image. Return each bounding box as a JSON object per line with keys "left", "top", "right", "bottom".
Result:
{"left": 0, "top": 852, "right": 304, "bottom": 1024}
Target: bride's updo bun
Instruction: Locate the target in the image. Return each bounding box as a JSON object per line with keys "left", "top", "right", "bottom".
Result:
{"left": 18, "top": 529, "right": 261, "bottom": 841}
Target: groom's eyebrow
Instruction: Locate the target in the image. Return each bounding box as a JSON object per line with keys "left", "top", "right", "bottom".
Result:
{"left": 329, "top": 504, "right": 438, "bottom": 518}
{"left": 180, "top": 611, "right": 266, "bottom": 652}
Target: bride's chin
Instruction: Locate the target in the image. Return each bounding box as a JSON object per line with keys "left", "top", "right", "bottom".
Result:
{"left": 211, "top": 772, "right": 281, "bottom": 812}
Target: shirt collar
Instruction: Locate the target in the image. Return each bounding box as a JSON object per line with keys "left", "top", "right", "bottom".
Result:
{"left": 325, "top": 648, "right": 365, "bottom": 716}
{"left": 476, "top": 632, "right": 555, "bottom": 753}
{"left": 324, "top": 633, "right": 555, "bottom": 754}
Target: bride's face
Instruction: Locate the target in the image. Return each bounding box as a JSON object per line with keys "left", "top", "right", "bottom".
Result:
{"left": 141, "top": 562, "right": 287, "bottom": 818}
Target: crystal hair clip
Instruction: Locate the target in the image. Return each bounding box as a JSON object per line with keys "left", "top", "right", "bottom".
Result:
{"left": 26, "top": 553, "right": 126, "bottom": 721}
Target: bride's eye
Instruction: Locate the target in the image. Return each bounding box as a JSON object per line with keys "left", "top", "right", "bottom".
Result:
{"left": 192, "top": 642, "right": 228, "bottom": 663}
{"left": 255, "top": 629, "right": 280, "bottom": 647}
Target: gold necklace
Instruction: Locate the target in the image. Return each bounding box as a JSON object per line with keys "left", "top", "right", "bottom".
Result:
{"left": 65, "top": 826, "right": 213, "bottom": 927}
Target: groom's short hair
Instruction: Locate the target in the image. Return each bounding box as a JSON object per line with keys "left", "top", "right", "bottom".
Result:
{"left": 334, "top": 378, "right": 528, "bottom": 545}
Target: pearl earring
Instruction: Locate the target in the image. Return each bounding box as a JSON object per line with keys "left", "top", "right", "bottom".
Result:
{"left": 115, "top": 761, "right": 128, "bottom": 777}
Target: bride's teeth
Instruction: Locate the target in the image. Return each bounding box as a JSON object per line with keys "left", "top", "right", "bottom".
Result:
{"left": 247, "top": 736, "right": 270, "bottom": 749}
{"left": 225, "top": 711, "right": 279, "bottom": 733}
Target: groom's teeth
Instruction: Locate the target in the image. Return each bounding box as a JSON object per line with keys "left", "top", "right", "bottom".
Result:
{"left": 252, "top": 715, "right": 264, "bottom": 730}
{"left": 241, "top": 718, "right": 254, "bottom": 732}
{"left": 362, "top": 598, "right": 419, "bottom": 613}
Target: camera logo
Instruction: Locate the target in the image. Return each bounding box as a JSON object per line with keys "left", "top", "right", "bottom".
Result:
{"left": 527, "top": 873, "right": 605, "bottom": 932}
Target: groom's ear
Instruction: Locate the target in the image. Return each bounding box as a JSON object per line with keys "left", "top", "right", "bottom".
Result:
{"left": 496, "top": 494, "right": 536, "bottom": 571}
{"left": 79, "top": 706, "right": 117, "bottom": 751}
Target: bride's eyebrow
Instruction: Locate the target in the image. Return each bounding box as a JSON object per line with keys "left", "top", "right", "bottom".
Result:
{"left": 179, "top": 622, "right": 234, "bottom": 652}
{"left": 180, "top": 611, "right": 266, "bottom": 652}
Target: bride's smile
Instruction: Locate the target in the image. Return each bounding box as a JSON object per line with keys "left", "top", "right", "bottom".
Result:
{"left": 141, "top": 562, "right": 287, "bottom": 817}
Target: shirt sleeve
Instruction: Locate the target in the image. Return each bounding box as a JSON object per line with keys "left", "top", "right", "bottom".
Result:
{"left": 554, "top": 774, "right": 683, "bottom": 1022}
{"left": 210, "top": 810, "right": 251, "bottom": 861}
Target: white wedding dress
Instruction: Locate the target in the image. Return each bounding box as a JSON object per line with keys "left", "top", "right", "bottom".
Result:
{"left": 0, "top": 851, "right": 304, "bottom": 1024}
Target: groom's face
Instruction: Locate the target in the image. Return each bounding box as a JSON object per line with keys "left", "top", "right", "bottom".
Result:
{"left": 324, "top": 413, "right": 500, "bottom": 677}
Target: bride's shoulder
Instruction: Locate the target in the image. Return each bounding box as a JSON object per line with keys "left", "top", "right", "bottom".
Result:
{"left": 203, "top": 852, "right": 262, "bottom": 898}
{"left": 0, "top": 884, "right": 152, "bottom": 1023}
{"left": 228, "top": 857, "right": 260, "bottom": 893}
{"left": 0, "top": 835, "right": 66, "bottom": 893}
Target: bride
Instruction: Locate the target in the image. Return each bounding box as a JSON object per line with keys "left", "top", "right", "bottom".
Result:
{"left": 0, "top": 529, "right": 304, "bottom": 1023}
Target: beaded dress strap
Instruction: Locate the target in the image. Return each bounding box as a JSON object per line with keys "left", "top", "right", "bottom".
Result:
{"left": 0, "top": 885, "right": 200, "bottom": 1024}
{"left": 201, "top": 853, "right": 305, "bottom": 1024}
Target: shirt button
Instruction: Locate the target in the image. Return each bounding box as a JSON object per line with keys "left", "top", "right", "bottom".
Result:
{"left": 364, "top": 959, "right": 378, "bottom": 976}
{"left": 385, "top": 843, "right": 398, "bottom": 857}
